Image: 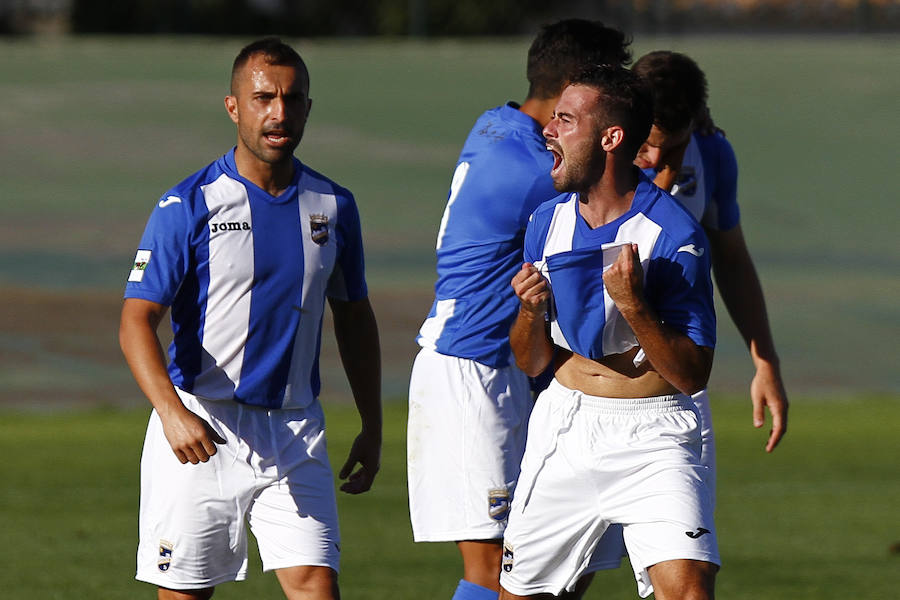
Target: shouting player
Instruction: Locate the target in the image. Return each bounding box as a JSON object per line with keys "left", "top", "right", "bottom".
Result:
{"left": 502, "top": 64, "right": 719, "bottom": 600}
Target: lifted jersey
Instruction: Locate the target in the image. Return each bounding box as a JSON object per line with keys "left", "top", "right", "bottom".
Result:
{"left": 524, "top": 173, "right": 716, "bottom": 358}
{"left": 416, "top": 103, "right": 558, "bottom": 368}
{"left": 125, "top": 149, "right": 368, "bottom": 409}
{"left": 643, "top": 132, "right": 739, "bottom": 232}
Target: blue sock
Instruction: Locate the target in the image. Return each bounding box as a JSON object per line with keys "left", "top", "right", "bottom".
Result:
{"left": 451, "top": 579, "right": 499, "bottom": 600}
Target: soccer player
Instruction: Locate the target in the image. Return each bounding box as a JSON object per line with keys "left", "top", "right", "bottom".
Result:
{"left": 501, "top": 65, "right": 718, "bottom": 599}
{"left": 570, "top": 52, "right": 792, "bottom": 597}
{"left": 119, "top": 38, "right": 382, "bottom": 600}
{"left": 406, "top": 19, "right": 631, "bottom": 600}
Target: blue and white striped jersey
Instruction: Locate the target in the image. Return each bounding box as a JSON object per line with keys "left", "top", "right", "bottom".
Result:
{"left": 643, "top": 132, "right": 740, "bottom": 231}
{"left": 125, "top": 149, "right": 368, "bottom": 409}
{"left": 417, "top": 103, "right": 559, "bottom": 368}
{"left": 524, "top": 173, "right": 716, "bottom": 359}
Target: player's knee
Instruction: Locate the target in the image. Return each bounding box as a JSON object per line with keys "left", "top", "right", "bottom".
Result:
{"left": 276, "top": 565, "right": 339, "bottom": 600}
{"left": 648, "top": 559, "right": 717, "bottom": 600}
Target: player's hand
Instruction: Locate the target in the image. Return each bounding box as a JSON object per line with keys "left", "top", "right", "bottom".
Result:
{"left": 750, "top": 362, "right": 789, "bottom": 452}
{"left": 160, "top": 407, "right": 226, "bottom": 465}
{"left": 339, "top": 429, "right": 381, "bottom": 494}
{"left": 652, "top": 139, "right": 690, "bottom": 193}
{"left": 602, "top": 244, "right": 644, "bottom": 312}
{"left": 511, "top": 263, "right": 549, "bottom": 317}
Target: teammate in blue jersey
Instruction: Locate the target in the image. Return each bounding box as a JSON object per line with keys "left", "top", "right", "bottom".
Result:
{"left": 406, "top": 20, "right": 631, "bottom": 600}
{"left": 119, "top": 38, "right": 381, "bottom": 600}
{"left": 633, "top": 50, "right": 788, "bottom": 457}
{"left": 502, "top": 65, "right": 718, "bottom": 600}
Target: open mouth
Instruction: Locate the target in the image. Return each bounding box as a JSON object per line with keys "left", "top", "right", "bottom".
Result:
{"left": 547, "top": 144, "right": 563, "bottom": 174}
{"left": 264, "top": 130, "right": 293, "bottom": 147}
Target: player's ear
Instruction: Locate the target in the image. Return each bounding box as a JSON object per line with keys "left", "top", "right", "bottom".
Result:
{"left": 224, "top": 95, "right": 239, "bottom": 124}
{"left": 600, "top": 126, "right": 624, "bottom": 152}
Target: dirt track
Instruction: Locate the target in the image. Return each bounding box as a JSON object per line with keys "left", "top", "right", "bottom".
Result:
{"left": 0, "top": 286, "right": 430, "bottom": 409}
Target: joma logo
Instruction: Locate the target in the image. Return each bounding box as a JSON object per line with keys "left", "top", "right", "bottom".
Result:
{"left": 210, "top": 221, "right": 250, "bottom": 233}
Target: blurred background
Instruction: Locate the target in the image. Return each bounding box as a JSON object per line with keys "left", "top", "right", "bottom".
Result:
{"left": 3, "top": 0, "right": 899, "bottom": 35}
{"left": 0, "top": 0, "right": 898, "bottom": 411}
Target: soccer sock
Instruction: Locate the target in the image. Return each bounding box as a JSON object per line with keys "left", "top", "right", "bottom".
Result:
{"left": 451, "top": 579, "right": 499, "bottom": 600}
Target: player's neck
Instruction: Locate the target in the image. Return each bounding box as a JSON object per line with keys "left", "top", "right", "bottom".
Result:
{"left": 519, "top": 96, "right": 558, "bottom": 128}
{"left": 233, "top": 148, "right": 295, "bottom": 197}
{"left": 580, "top": 165, "right": 639, "bottom": 228}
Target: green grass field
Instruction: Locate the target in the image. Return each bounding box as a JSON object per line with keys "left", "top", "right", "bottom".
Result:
{"left": 1, "top": 397, "right": 897, "bottom": 599}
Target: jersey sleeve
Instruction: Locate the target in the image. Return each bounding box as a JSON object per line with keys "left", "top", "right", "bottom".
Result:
{"left": 326, "top": 189, "right": 368, "bottom": 302}
{"left": 123, "top": 193, "right": 194, "bottom": 306}
{"left": 700, "top": 133, "right": 740, "bottom": 232}
{"left": 644, "top": 229, "right": 717, "bottom": 349}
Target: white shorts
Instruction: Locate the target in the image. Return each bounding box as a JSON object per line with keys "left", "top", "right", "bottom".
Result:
{"left": 584, "top": 388, "right": 716, "bottom": 573}
{"left": 136, "top": 389, "right": 340, "bottom": 590}
{"left": 407, "top": 347, "right": 532, "bottom": 542}
{"left": 500, "top": 380, "right": 719, "bottom": 598}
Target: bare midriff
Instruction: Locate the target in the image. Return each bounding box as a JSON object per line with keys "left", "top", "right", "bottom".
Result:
{"left": 553, "top": 346, "right": 681, "bottom": 398}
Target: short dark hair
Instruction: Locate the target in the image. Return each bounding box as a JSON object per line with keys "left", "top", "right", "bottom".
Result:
{"left": 632, "top": 51, "right": 707, "bottom": 134}
{"left": 526, "top": 19, "right": 631, "bottom": 101}
{"left": 569, "top": 64, "right": 654, "bottom": 159}
{"left": 231, "top": 37, "right": 308, "bottom": 94}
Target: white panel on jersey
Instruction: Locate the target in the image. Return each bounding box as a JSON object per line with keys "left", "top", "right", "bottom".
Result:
{"left": 417, "top": 299, "right": 457, "bottom": 352}
{"left": 436, "top": 162, "right": 470, "bottom": 251}
{"left": 670, "top": 136, "right": 706, "bottom": 223}
{"left": 539, "top": 194, "right": 577, "bottom": 260}
{"left": 196, "top": 174, "right": 254, "bottom": 397}
{"left": 537, "top": 196, "right": 578, "bottom": 353}
{"left": 282, "top": 176, "right": 339, "bottom": 409}
{"left": 601, "top": 213, "right": 662, "bottom": 356}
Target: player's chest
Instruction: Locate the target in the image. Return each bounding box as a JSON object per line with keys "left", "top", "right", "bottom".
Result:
{"left": 201, "top": 192, "right": 338, "bottom": 284}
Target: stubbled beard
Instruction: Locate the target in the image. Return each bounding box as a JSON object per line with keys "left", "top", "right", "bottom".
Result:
{"left": 553, "top": 147, "right": 606, "bottom": 193}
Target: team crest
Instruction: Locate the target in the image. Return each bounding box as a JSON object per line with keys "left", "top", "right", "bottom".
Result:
{"left": 158, "top": 539, "right": 174, "bottom": 572}
{"left": 309, "top": 214, "right": 329, "bottom": 246}
{"left": 502, "top": 543, "right": 515, "bottom": 572}
{"left": 488, "top": 488, "right": 511, "bottom": 522}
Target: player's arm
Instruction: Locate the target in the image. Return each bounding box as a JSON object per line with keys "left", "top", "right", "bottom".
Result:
{"left": 119, "top": 298, "right": 225, "bottom": 464}
{"left": 328, "top": 296, "right": 382, "bottom": 494}
{"left": 510, "top": 263, "right": 554, "bottom": 377}
{"left": 603, "top": 245, "right": 713, "bottom": 395}
{"left": 706, "top": 224, "right": 788, "bottom": 452}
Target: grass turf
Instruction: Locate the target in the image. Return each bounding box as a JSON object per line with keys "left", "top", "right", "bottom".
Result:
{"left": 0, "top": 395, "right": 897, "bottom": 598}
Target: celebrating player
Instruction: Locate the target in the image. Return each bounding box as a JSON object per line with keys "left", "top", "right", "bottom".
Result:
{"left": 119, "top": 38, "right": 382, "bottom": 600}
{"left": 571, "top": 51, "right": 792, "bottom": 596}
{"left": 501, "top": 65, "right": 718, "bottom": 599}
{"left": 406, "top": 19, "right": 631, "bottom": 600}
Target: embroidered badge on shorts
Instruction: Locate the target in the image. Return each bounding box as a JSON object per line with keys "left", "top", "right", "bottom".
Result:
{"left": 128, "top": 250, "right": 152, "bottom": 282}
{"left": 309, "top": 214, "right": 329, "bottom": 246}
{"left": 158, "top": 539, "right": 173, "bottom": 572}
{"left": 502, "top": 542, "right": 515, "bottom": 572}
{"left": 488, "top": 488, "right": 511, "bottom": 522}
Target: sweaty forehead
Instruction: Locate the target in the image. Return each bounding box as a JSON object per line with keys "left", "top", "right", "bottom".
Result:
{"left": 557, "top": 84, "right": 604, "bottom": 117}
{"left": 233, "top": 55, "right": 309, "bottom": 95}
